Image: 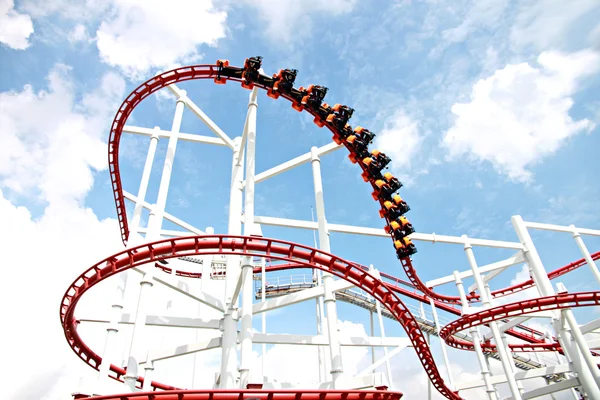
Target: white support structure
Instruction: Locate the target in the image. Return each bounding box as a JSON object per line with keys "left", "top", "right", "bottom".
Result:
{"left": 239, "top": 88, "right": 259, "bottom": 388}
{"left": 570, "top": 224, "right": 600, "bottom": 286}
{"left": 463, "top": 235, "right": 523, "bottom": 400}
{"left": 512, "top": 216, "right": 600, "bottom": 399}
{"left": 83, "top": 77, "right": 600, "bottom": 400}
{"left": 221, "top": 136, "right": 244, "bottom": 389}
{"left": 311, "top": 146, "right": 344, "bottom": 387}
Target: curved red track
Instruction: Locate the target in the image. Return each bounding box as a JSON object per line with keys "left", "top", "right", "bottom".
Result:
{"left": 61, "top": 235, "right": 460, "bottom": 399}
{"left": 63, "top": 59, "right": 600, "bottom": 399}
{"left": 83, "top": 389, "right": 402, "bottom": 400}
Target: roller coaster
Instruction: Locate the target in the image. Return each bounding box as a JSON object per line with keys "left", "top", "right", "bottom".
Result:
{"left": 62, "top": 57, "right": 600, "bottom": 400}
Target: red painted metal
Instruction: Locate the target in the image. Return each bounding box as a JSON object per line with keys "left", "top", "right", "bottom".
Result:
{"left": 76, "top": 60, "right": 599, "bottom": 400}
{"left": 61, "top": 235, "right": 461, "bottom": 400}
{"left": 79, "top": 389, "right": 403, "bottom": 400}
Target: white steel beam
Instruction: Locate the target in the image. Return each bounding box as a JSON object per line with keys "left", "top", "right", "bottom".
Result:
{"left": 251, "top": 333, "right": 411, "bottom": 348}
{"left": 429, "top": 252, "right": 526, "bottom": 288}
{"left": 132, "top": 267, "right": 224, "bottom": 311}
{"left": 79, "top": 314, "right": 221, "bottom": 329}
{"left": 507, "top": 378, "right": 580, "bottom": 400}
{"left": 137, "top": 228, "right": 195, "bottom": 238}
{"left": 482, "top": 313, "right": 555, "bottom": 341}
{"left": 580, "top": 317, "right": 600, "bottom": 335}
{"left": 254, "top": 215, "right": 523, "bottom": 249}
{"left": 456, "top": 363, "right": 573, "bottom": 391}
{"left": 141, "top": 336, "right": 222, "bottom": 364}
{"left": 167, "top": 84, "right": 235, "bottom": 149}
{"left": 123, "top": 191, "right": 205, "bottom": 235}
{"left": 467, "top": 251, "right": 525, "bottom": 292}
{"left": 123, "top": 125, "right": 227, "bottom": 146}
{"left": 523, "top": 221, "right": 600, "bottom": 237}
{"left": 354, "top": 344, "right": 410, "bottom": 377}
{"left": 249, "top": 141, "right": 342, "bottom": 185}
{"left": 253, "top": 278, "right": 355, "bottom": 314}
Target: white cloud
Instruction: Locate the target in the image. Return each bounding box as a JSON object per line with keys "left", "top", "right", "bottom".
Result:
{"left": 0, "top": 0, "right": 34, "bottom": 50}
{"left": 0, "top": 65, "right": 128, "bottom": 398}
{"left": 373, "top": 109, "right": 423, "bottom": 184}
{"left": 68, "top": 23, "right": 90, "bottom": 43}
{"left": 0, "top": 64, "right": 125, "bottom": 205}
{"left": 440, "top": 0, "right": 508, "bottom": 45}
{"left": 510, "top": 0, "right": 600, "bottom": 52}
{"left": 442, "top": 49, "right": 600, "bottom": 183}
{"left": 96, "top": 0, "right": 227, "bottom": 79}
{"left": 237, "top": 0, "right": 358, "bottom": 46}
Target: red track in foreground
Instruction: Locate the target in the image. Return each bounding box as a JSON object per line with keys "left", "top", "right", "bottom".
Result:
{"left": 61, "top": 235, "right": 460, "bottom": 400}
{"left": 83, "top": 389, "right": 402, "bottom": 400}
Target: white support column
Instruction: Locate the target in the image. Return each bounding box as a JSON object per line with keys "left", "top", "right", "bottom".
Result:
{"left": 369, "top": 310, "right": 376, "bottom": 366}
{"left": 428, "top": 298, "right": 455, "bottom": 391}
{"left": 238, "top": 88, "right": 259, "bottom": 389}
{"left": 310, "top": 146, "right": 343, "bottom": 386}
{"left": 97, "top": 272, "right": 127, "bottom": 390}
{"left": 127, "top": 93, "right": 186, "bottom": 373}
{"left": 453, "top": 271, "right": 497, "bottom": 400}
{"left": 261, "top": 257, "right": 267, "bottom": 381}
{"left": 570, "top": 224, "right": 600, "bottom": 286}
{"left": 130, "top": 128, "right": 160, "bottom": 235}
{"left": 316, "top": 267, "right": 326, "bottom": 382}
{"left": 371, "top": 267, "right": 393, "bottom": 389}
{"left": 147, "top": 95, "right": 185, "bottom": 239}
{"left": 463, "top": 235, "right": 521, "bottom": 400}
{"left": 512, "top": 215, "right": 600, "bottom": 398}
{"left": 221, "top": 136, "right": 244, "bottom": 388}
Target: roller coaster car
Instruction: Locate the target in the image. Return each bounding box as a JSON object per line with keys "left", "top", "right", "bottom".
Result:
{"left": 354, "top": 126, "right": 376, "bottom": 144}
{"left": 383, "top": 171, "right": 401, "bottom": 189}
{"left": 332, "top": 123, "right": 354, "bottom": 143}
{"left": 346, "top": 127, "right": 375, "bottom": 162}
{"left": 385, "top": 216, "right": 415, "bottom": 237}
{"left": 326, "top": 104, "right": 354, "bottom": 130}
{"left": 379, "top": 196, "right": 410, "bottom": 219}
{"left": 371, "top": 178, "right": 401, "bottom": 200}
{"left": 360, "top": 150, "right": 391, "bottom": 181}
{"left": 241, "top": 56, "right": 263, "bottom": 89}
{"left": 214, "top": 59, "right": 230, "bottom": 84}
{"left": 395, "top": 237, "right": 417, "bottom": 259}
{"left": 301, "top": 85, "right": 328, "bottom": 110}
{"left": 267, "top": 69, "right": 298, "bottom": 99}
{"left": 314, "top": 103, "right": 332, "bottom": 128}
{"left": 345, "top": 135, "right": 369, "bottom": 162}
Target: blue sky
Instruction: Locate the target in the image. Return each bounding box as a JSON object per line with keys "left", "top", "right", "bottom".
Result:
{"left": 2, "top": 0, "right": 600, "bottom": 399}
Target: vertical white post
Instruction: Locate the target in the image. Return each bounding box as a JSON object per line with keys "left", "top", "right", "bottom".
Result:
{"left": 371, "top": 267, "right": 393, "bottom": 389}
{"left": 369, "top": 310, "right": 376, "bottom": 366}
{"left": 127, "top": 96, "right": 185, "bottom": 380}
{"left": 193, "top": 227, "right": 214, "bottom": 388}
{"left": 428, "top": 298, "right": 455, "bottom": 391}
{"left": 261, "top": 257, "right": 267, "bottom": 381}
{"left": 570, "top": 224, "right": 600, "bottom": 286}
{"left": 130, "top": 128, "right": 160, "bottom": 234}
{"left": 512, "top": 215, "right": 600, "bottom": 398}
{"left": 453, "top": 271, "right": 497, "bottom": 400}
{"left": 463, "top": 235, "right": 521, "bottom": 399}
{"left": 312, "top": 207, "right": 327, "bottom": 382}
{"left": 239, "top": 88, "right": 259, "bottom": 389}
{"left": 310, "top": 146, "right": 343, "bottom": 386}
{"left": 97, "top": 272, "right": 127, "bottom": 390}
{"left": 221, "top": 136, "right": 244, "bottom": 388}
{"left": 147, "top": 95, "right": 185, "bottom": 239}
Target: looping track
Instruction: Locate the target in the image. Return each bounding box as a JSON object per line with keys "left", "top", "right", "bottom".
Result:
{"left": 83, "top": 389, "right": 403, "bottom": 400}
{"left": 61, "top": 235, "right": 461, "bottom": 399}
{"left": 62, "top": 58, "right": 598, "bottom": 399}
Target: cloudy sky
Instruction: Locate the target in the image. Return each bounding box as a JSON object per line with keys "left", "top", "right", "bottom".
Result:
{"left": 1, "top": 0, "right": 600, "bottom": 399}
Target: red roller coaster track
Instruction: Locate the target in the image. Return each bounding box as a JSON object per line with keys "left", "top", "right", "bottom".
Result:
{"left": 63, "top": 58, "right": 600, "bottom": 400}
